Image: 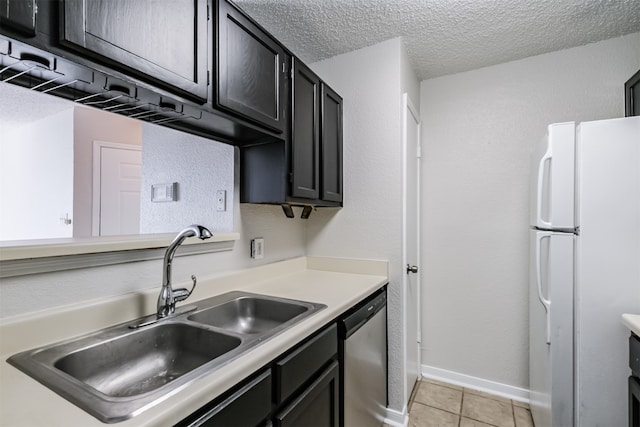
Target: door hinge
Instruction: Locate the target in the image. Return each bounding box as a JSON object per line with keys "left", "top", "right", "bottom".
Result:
{"left": 207, "top": 4, "right": 210, "bottom": 20}
{"left": 289, "top": 172, "right": 294, "bottom": 183}
{"left": 207, "top": 70, "right": 210, "bottom": 86}
{"left": 416, "top": 144, "right": 422, "bottom": 159}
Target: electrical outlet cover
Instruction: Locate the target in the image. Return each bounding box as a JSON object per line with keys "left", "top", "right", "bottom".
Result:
{"left": 216, "top": 190, "right": 227, "bottom": 211}
{"left": 251, "top": 238, "right": 264, "bottom": 259}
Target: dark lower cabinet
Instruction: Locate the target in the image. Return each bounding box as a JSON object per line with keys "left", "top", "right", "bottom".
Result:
{"left": 216, "top": 0, "right": 288, "bottom": 133}
{"left": 274, "top": 361, "right": 340, "bottom": 427}
{"left": 60, "top": 0, "right": 208, "bottom": 102}
{"left": 631, "top": 333, "right": 640, "bottom": 427}
{"left": 631, "top": 376, "right": 640, "bottom": 427}
{"left": 177, "top": 370, "right": 272, "bottom": 427}
{"left": 275, "top": 324, "right": 338, "bottom": 404}
{"left": 176, "top": 324, "right": 339, "bottom": 427}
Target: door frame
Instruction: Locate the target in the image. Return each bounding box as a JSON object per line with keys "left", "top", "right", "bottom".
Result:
{"left": 91, "top": 140, "right": 142, "bottom": 236}
{"left": 401, "top": 92, "right": 422, "bottom": 406}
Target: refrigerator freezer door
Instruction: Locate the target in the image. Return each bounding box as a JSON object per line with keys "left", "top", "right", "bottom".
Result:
{"left": 530, "top": 122, "right": 576, "bottom": 231}
{"left": 574, "top": 116, "right": 640, "bottom": 427}
{"left": 529, "top": 229, "right": 574, "bottom": 427}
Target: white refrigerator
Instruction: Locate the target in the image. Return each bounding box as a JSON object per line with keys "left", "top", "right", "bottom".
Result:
{"left": 529, "top": 116, "right": 640, "bottom": 427}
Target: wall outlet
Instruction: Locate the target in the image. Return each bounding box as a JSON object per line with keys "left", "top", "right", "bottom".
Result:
{"left": 250, "top": 238, "right": 264, "bottom": 259}
{"left": 216, "top": 190, "right": 227, "bottom": 212}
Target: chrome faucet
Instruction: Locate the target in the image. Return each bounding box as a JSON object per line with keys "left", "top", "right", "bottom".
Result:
{"left": 157, "top": 224, "right": 213, "bottom": 319}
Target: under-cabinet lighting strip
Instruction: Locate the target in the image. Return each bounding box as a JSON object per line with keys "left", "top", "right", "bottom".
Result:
{"left": 74, "top": 92, "right": 102, "bottom": 102}
{"left": 41, "top": 79, "right": 78, "bottom": 94}
{"left": 0, "top": 50, "right": 197, "bottom": 126}
{"left": 1, "top": 65, "right": 37, "bottom": 83}
{"left": 30, "top": 75, "right": 64, "bottom": 90}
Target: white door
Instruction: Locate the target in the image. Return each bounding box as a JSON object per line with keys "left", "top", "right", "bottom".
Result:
{"left": 402, "top": 93, "right": 421, "bottom": 404}
{"left": 92, "top": 141, "right": 142, "bottom": 236}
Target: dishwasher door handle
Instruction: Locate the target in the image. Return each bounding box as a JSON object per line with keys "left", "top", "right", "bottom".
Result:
{"left": 341, "top": 291, "right": 387, "bottom": 338}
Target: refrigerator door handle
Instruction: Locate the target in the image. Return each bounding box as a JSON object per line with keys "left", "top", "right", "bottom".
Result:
{"left": 536, "top": 146, "right": 553, "bottom": 229}
{"left": 536, "top": 231, "right": 552, "bottom": 344}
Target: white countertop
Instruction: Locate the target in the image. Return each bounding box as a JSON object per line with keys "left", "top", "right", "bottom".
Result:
{"left": 622, "top": 313, "right": 640, "bottom": 336}
{"left": 0, "top": 256, "right": 388, "bottom": 426}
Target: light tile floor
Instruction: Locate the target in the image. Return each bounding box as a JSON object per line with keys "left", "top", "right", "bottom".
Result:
{"left": 407, "top": 378, "right": 534, "bottom": 427}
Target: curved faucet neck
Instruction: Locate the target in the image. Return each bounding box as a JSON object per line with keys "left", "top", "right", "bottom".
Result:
{"left": 158, "top": 225, "right": 212, "bottom": 318}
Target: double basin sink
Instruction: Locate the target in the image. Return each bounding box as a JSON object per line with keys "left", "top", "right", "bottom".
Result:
{"left": 7, "top": 291, "right": 326, "bottom": 423}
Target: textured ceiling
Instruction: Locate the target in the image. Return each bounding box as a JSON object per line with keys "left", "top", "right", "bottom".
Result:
{"left": 234, "top": 0, "right": 640, "bottom": 80}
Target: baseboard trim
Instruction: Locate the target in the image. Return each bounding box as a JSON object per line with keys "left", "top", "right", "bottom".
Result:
{"left": 383, "top": 405, "right": 409, "bottom": 427}
{"left": 421, "top": 364, "right": 530, "bottom": 404}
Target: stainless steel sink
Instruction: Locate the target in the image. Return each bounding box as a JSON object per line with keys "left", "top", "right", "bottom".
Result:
{"left": 7, "top": 291, "right": 326, "bottom": 423}
{"left": 54, "top": 323, "right": 241, "bottom": 397}
{"left": 188, "top": 295, "right": 309, "bottom": 334}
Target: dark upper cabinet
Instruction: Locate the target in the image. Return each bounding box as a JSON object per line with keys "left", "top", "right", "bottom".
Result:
{"left": 291, "top": 59, "right": 321, "bottom": 200}
{"left": 320, "top": 84, "right": 343, "bottom": 203}
{"left": 291, "top": 58, "right": 343, "bottom": 205}
{"left": 239, "top": 57, "right": 343, "bottom": 209}
{"left": 60, "top": 0, "right": 208, "bottom": 102}
{"left": 216, "top": 0, "right": 287, "bottom": 134}
{"left": 0, "top": 0, "right": 37, "bottom": 36}
{"left": 625, "top": 69, "right": 640, "bottom": 117}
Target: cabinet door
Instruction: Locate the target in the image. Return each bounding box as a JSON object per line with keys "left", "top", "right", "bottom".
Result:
{"left": 274, "top": 361, "right": 339, "bottom": 427}
{"left": 625, "top": 69, "right": 640, "bottom": 117}
{"left": 0, "top": 0, "right": 36, "bottom": 36}
{"left": 291, "top": 58, "right": 320, "bottom": 200}
{"left": 177, "top": 370, "right": 272, "bottom": 427}
{"left": 61, "top": 0, "right": 208, "bottom": 102}
{"left": 320, "top": 84, "right": 343, "bottom": 203}
{"left": 216, "top": 0, "right": 287, "bottom": 133}
{"left": 275, "top": 324, "right": 337, "bottom": 404}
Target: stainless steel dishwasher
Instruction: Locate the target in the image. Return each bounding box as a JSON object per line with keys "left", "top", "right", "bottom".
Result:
{"left": 339, "top": 287, "right": 387, "bottom": 427}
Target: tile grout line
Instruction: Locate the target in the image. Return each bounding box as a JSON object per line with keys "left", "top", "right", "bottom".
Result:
{"left": 458, "top": 391, "right": 464, "bottom": 427}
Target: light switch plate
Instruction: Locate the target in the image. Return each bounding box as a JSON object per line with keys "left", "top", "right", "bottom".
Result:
{"left": 151, "top": 183, "right": 177, "bottom": 202}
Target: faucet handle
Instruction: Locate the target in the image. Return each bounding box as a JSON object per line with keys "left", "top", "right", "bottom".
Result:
{"left": 174, "top": 275, "right": 197, "bottom": 303}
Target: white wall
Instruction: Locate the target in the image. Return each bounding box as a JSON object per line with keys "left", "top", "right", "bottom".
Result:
{"left": 419, "top": 32, "right": 640, "bottom": 389}
{"left": 308, "top": 37, "right": 415, "bottom": 413}
{"left": 139, "top": 123, "right": 234, "bottom": 234}
{"left": 73, "top": 107, "right": 143, "bottom": 237}
{"left": 0, "top": 109, "right": 74, "bottom": 240}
